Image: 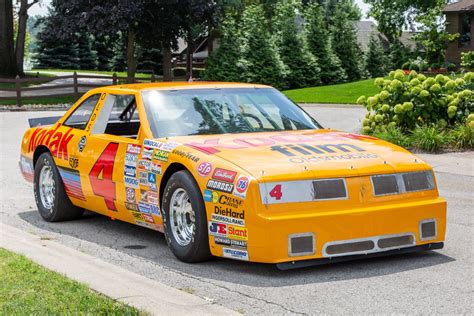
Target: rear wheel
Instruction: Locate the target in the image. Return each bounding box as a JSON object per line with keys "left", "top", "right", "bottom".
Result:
{"left": 162, "top": 170, "right": 211, "bottom": 262}
{"left": 34, "top": 152, "right": 84, "bottom": 222}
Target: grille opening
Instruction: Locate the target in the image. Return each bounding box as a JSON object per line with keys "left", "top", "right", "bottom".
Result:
{"left": 403, "top": 172, "right": 434, "bottom": 192}
{"left": 377, "top": 235, "right": 414, "bottom": 249}
{"left": 289, "top": 234, "right": 314, "bottom": 256}
{"left": 421, "top": 221, "right": 436, "bottom": 240}
{"left": 312, "top": 179, "right": 347, "bottom": 200}
{"left": 372, "top": 175, "right": 399, "bottom": 196}
{"left": 325, "top": 240, "right": 374, "bottom": 255}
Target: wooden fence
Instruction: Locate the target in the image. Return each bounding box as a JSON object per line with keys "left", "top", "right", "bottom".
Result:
{"left": 0, "top": 72, "right": 159, "bottom": 107}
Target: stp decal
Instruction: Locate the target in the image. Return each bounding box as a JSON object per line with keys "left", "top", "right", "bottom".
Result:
{"left": 197, "top": 162, "right": 212, "bottom": 177}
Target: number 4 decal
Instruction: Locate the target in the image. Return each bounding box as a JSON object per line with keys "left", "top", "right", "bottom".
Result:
{"left": 89, "top": 142, "right": 119, "bottom": 211}
{"left": 269, "top": 184, "right": 282, "bottom": 200}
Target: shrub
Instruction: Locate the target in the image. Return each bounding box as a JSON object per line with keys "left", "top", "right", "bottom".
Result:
{"left": 358, "top": 70, "right": 474, "bottom": 134}
{"left": 446, "top": 123, "right": 474, "bottom": 149}
{"left": 461, "top": 52, "right": 474, "bottom": 71}
{"left": 409, "top": 125, "right": 447, "bottom": 152}
{"left": 370, "top": 125, "right": 412, "bottom": 148}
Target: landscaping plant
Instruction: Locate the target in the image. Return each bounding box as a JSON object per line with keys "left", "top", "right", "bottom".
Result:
{"left": 357, "top": 69, "right": 474, "bottom": 151}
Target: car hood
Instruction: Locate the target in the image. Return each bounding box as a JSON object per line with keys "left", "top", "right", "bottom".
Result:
{"left": 169, "top": 129, "right": 429, "bottom": 181}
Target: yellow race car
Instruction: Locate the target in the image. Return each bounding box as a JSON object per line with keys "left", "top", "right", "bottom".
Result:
{"left": 19, "top": 82, "right": 446, "bottom": 269}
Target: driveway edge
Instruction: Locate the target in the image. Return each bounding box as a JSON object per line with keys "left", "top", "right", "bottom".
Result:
{"left": 0, "top": 223, "right": 237, "bottom": 315}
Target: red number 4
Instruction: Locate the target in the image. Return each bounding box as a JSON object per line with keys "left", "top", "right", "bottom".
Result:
{"left": 89, "top": 143, "right": 119, "bottom": 211}
{"left": 269, "top": 184, "right": 282, "bottom": 200}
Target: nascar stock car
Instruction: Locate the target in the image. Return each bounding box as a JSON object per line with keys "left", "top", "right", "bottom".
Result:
{"left": 19, "top": 82, "right": 446, "bottom": 269}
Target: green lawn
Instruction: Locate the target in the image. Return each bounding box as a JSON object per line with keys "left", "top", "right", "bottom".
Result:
{"left": 0, "top": 95, "right": 77, "bottom": 106}
{"left": 0, "top": 72, "right": 57, "bottom": 89}
{"left": 32, "top": 69, "right": 155, "bottom": 79}
{"left": 283, "top": 79, "right": 378, "bottom": 104}
{"left": 0, "top": 248, "right": 142, "bottom": 315}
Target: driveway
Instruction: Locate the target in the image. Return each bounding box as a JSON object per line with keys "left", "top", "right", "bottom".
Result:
{"left": 0, "top": 107, "right": 472, "bottom": 314}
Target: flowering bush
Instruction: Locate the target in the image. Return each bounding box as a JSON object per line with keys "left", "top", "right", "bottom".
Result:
{"left": 357, "top": 70, "right": 474, "bottom": 135}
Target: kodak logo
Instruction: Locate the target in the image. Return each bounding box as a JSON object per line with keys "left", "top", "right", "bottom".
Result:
{"left": 28, "top": 125, "right": 74, "bottom": 160}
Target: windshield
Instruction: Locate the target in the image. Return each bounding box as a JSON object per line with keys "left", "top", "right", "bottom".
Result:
{"left": 141, "top": 87, "right": 321, "bottom": 138}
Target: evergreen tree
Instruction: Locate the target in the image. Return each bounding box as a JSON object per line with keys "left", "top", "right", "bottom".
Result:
{"left": 239, "top": 5, "right": 288, "bottom": 89}
{"left": 203, "top": 13, "right": 242, "bottom": 82}
{"left": 273, "top": 0, "right": 320, "bottom": 89}
{"left": 93, "top": 35, "right": 114, "bottom": 71}
{"left": 34, "top": 17, "right": 79, "bottom": 69}
{"left": 111, "top": 34, "right": 127, "bottom": 72}
{"left": 137, "top": 45, "right": 163, "bottom": 74}
{"left": 304, "top": 1, "right": 346, "bottom": 84}
{"left": 365, "top": 33, "right": 389, "bottom": 78}
{"left": 76, "top": 32, "right": 98, "bottom": 70}
{"left": 331, "top": 2, "right": 364, "bottom": 81}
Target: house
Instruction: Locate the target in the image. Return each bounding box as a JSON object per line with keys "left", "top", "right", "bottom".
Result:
{"left": 444, "top": 0, "right": 474, "bottom": 64}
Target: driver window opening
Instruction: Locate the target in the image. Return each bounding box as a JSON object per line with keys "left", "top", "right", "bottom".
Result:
{"left": 91, "top": 94, "right": 140, "bottom": 138}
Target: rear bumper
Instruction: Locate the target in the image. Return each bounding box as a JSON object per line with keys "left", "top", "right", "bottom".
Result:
{"left": 227, "top": 197, "right": 447, "bottom": 263}
{"left": 276, "top": 242, "right": 444, "bottom": 270}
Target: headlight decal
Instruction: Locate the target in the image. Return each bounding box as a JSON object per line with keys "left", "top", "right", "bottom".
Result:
{"left": 371, "top": 171, "right": 434, "bottom": 196}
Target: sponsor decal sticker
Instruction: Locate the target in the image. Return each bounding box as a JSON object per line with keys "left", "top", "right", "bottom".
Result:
{"left": 127, "top": 144, "right": 141, "bottom": 154}
{"left": 151, "top": 204, "right": 160, "bottom": 216}
{"left": 160, "top": 142, "right": 179, "bottom": 152}
{"left": 234, "top": 175, "right": 249, "bottom": 198}
{"left": 150, "top": 162, "right": 162, "bottom": 174}
{"left": 203, "top": 189, "right": 218, "bottom": 203}
{"left": 20, "top": 156, "right": 34, "bottom": 181}
{"left": 172, "top": 149, "right": 200, "bottom": 162}
{"left": 138, "top": 201, "right": 152, "bottom": 214}
{"left": 144, "top": 139, "right": 161, "bottom": 149}
{"left": 139, "top": 171, "right": 148, "bottom": 186}
{"left": 138, "top": 159, "right": 151, "bottom": 171}
{"left": 140, "top": 189, "right": 149, "bottom": 202}
{"left": 214, "top": 236, "right": 247, "bottom": 249}
{"left": 208, "top": 222, "right": 227, "bottom": 238}
{"left": 148, "top": 172, "right": 157, "bottom": 184}
{"left": 68, "top": 156, "right": 79, "bottom": 169}
{"left": 147, "top": 191, "right": 158, "bottom": 204}
{"left": 124, "top": 165, "right": 137, "bottom": 177}
{"left": 126, "top": 187, "right": 136, "bottom": 203}
{"left": 131, "top": 211, "right": 145, "bottom": 222}
{"left": 142, "top": 147, "right": 153, "bottom": 160}
{"left": 125, "top": 153, "right": 138, "bottom": 165}
{"left": 153, "top": 150, "right": 169, "bottom": 162}
{"left": 143, "top": 213, "right": 155, "bottom": 224}
{"left": 28, "top": 126, "right": 74, "bottom": 160}
{"left": 214, "top": 205, "right": 245, "bottom": 219}
{"left": 78, "top": 136, "right": 87, "bottom": 152}
{"left": 149, "top": 183, "right": 158, "bottom": 191}
{"left": 207, "top": 179, "right": 234, "bottom": 193}
{"left": 197, "top": 162, "right": 212, "bottom": 177}
{"left": 211, "top": 213, "right": 245, "bottom": 227}
{"left": 124, "top": 176, "right": 139, "bottom": 188}
{"left": 125, "top": 202, "right": 139, "bottom": 211}
{"left": 212, "top": 168, "right": 237, "bottom": 183}
{"left": 222, "top": 247, "right": 248, "bottom": 261}
{"left": 227, "top": 225, "right": 248, "bottom": 241}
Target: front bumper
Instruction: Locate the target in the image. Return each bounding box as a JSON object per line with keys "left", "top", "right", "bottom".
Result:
{"left": 215, "top": 197, "right": 446, "bottom": 264}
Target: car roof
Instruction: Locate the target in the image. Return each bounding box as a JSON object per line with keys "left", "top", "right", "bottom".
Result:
{"left": 96, "top": 81, "right": 272, "bottom": 94}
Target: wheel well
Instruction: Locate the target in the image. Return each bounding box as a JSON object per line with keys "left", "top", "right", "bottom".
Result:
{"left": 33, "top": 145, "right": 51, "bottom": 167}
{"left": 159, "top": 163, "right": 187, "bottom": 208}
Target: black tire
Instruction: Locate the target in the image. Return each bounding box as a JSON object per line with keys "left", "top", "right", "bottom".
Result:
{"left": 34, "top": 152, "right": 84, "bottom": 222}
{"left": 162, "top": 170, "right": 211, "bottom": 263}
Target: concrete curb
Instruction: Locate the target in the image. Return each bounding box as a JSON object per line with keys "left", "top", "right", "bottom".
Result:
{"left": 0, "top": 223, "right": 237, "bottom": 315}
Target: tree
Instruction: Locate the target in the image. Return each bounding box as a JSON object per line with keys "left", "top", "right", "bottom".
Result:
{"left": 304, "top": 1, "right": 346, "bottom": 84}
{"left": 93, "top": 35, "right": 115, "bottom": 71}
{"left": 15, "top": 0, "right": 40, "bottom": 76}
{"left": 203, "top": 13, "right": 243, "bottom": 82}
{"left": 388, "top": 40, "right": 410, "bottom": 69}
{"left": 331, "top": 2, "right": 364, "bottom": 81}
{"left": 239, "top": 5, "right": 288, "bottom": 89}
{"left": 412, "top": 5, "right": 459, "bottom": 66}
{"left": 76, "top": 32, "right": 98, "bottom": 70}
{"left": 365, "top": 33, "right": 389, "bottom": 77}
{"left": 273, "top": 0, "right": 319, "bottom": 88}
{"left": 364, "top": 0, "right": 448, "bottom": 43}
{"left": 0, "top": 0, "right": 16, "bottom": 77}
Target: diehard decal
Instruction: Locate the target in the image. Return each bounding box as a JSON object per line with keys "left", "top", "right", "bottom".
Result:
{"left": 214, "top": 205, "right": 245, "bottom": 220}
{"left": 212, "top": 168, "right": 237, "bottom": 183}
{"left": 197, "top": 162, "right": 212, "bottom": 177}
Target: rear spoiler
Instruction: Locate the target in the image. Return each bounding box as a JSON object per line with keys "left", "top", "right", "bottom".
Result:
{"left": 28, "top": 116, "right": 62, "bottom": 128}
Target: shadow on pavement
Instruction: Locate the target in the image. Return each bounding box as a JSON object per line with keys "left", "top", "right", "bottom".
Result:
{"left": 18, "top": 210, "right": 456, "bottom": 287}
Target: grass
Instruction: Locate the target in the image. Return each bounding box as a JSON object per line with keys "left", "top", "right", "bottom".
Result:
{"left": 32, "top": 69, "right": 154, "bottom": 79}
{"left": 283, "top": 79, "right": 379, "bottom": 104}
{"left": 0, "top": 248, "right": 142, "bottom": 315}
{"left": 0, "top": 72, "right": 57, "bottom": 89}
{"left": 0, "top": 95, "right": 77, "bottom": 106}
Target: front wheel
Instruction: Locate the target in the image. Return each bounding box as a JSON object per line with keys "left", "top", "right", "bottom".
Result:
{"left": 162, "top": 170, "right": 211, "bottom": 262}
{"left": 34, "top": 152, "right": 84, "bottom": 222}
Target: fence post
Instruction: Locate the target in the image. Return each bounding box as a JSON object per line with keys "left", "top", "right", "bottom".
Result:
{"left": 15, "top": 75, "right": 22, "bottom": 107}
{"left": 73, "top": 71, "right": 79, "bottom": 98}
{"left": 151, "top": 73, "right": 156, "bottom": 82}
{"left": 112, "top": 72, "right": 117, "bottom": 85}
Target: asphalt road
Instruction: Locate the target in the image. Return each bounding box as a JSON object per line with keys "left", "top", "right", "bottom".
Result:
{"left": 1, "top": 108, "right": 472, "bottom": 314}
